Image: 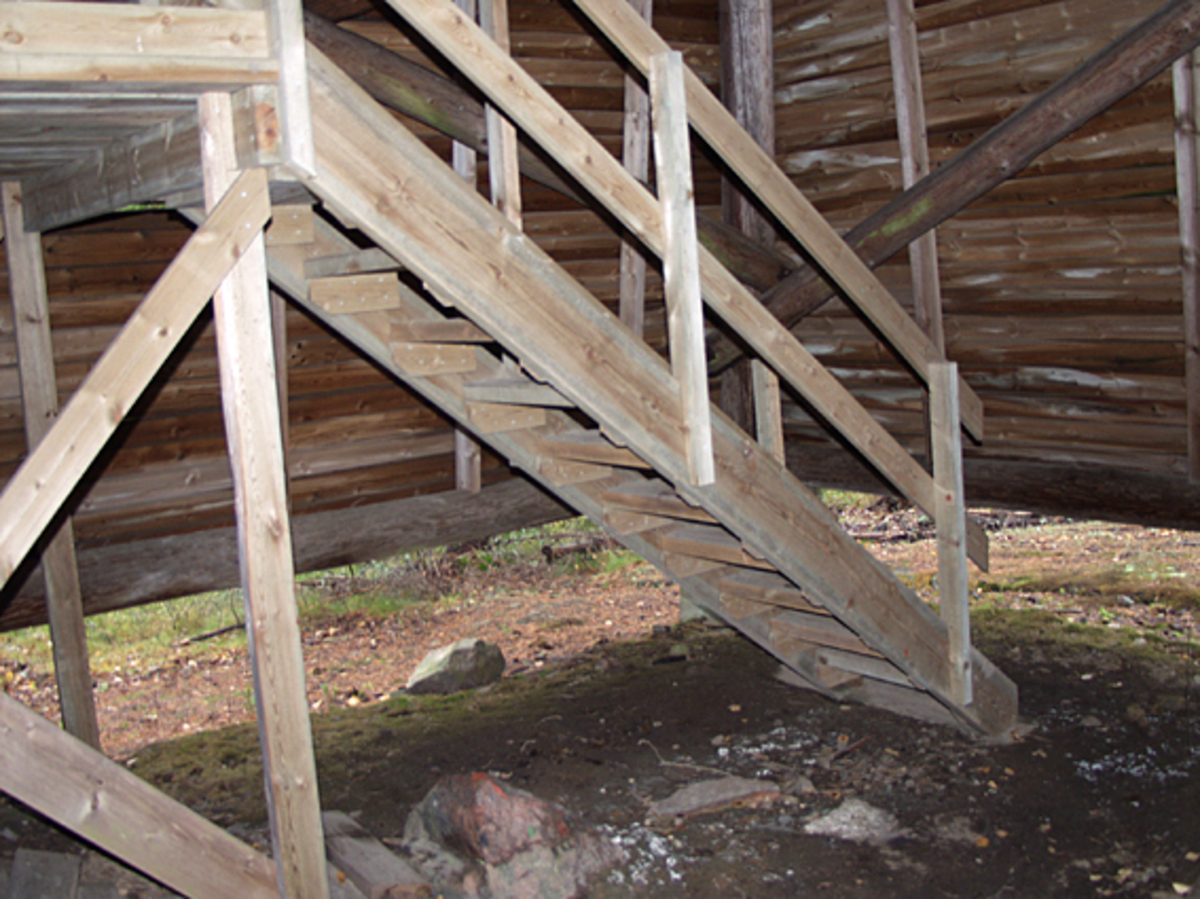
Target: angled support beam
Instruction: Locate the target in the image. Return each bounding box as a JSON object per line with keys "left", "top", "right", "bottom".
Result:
{"left": 1174, "top": 51, "right": 1200, "bottom": 484}
{"left": 651, "top": 51, "right": 714, "bottom": 486}
{"left": 0, "top": 694, "right": 278, "bottom": 899}
{"left": 361, "top": 11, "right": 986, "bottom": 567}
{"left": 0, "top": 168, "right": 271, "bottom": 590}
{"left": 199, "top": 92, "right": 328, "bottom": 899}
{"left": 2, "top": 181, "right": 100, "bottom": 751}
{"left": 572, "top": 0, "right": 983, "bottom": 442}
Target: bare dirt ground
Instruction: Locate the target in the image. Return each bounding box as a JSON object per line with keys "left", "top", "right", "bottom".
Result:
{"left": 2, "top": 507, "right": 1199, "bottom": 897}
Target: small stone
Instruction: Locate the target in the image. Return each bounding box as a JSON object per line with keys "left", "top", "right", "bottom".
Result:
{"left": 1080, "top": 715, "right": 1103, "bottom": 728}
{"left": 803, "top": 799, "right": 900, "bottom": 844}
{"left": 406, "top": 639, "right": 505, "bottom": 695}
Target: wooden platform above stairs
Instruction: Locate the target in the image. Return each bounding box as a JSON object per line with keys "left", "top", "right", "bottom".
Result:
{"left": 260, "top": 46, "right": 1019, "bottom": 738}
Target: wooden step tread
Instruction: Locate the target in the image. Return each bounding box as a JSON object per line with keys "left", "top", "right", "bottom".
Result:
{"left": 537, "top": 430, "right": 650, "bottom": 469}
{"left": 390, "top": 319, "right": 491, "bottom": 343}
{"left": 462, "top": 376, "right": 573, "bottom": 407}
{"left": 709, "top": 568, "right": 827, "bottom": 615}
{"left": 598, "top": 478, "right": 717, "bottom": 524}
{"left": 645, "top": 523, "right": 775, "bottom": 571}
{"left": 767, "top": 608, "right": 883, "bottom": 659}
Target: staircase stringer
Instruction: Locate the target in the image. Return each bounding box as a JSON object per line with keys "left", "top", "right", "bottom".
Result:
{"left": 285, "top": 51, "right": 1017, "bottom": 736}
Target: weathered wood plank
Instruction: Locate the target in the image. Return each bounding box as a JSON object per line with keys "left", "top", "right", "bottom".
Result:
{"left": 599, "top": 478, "right": 717, "bottom": 523}
{"left": 0, "top": 168, "right": 271, "bottom": 589}
{"left": 391, "top": 341, "right": 478, "bottom": 376}
{"left": 199, "top": 91, "right": 328, "bottom": 899}
{"left": 322, "top": 812, "right": 429, "bottom": 899}
{"left": 266, "top": 0, "right": 315, "bottom": 175}
{"left": 0, "top": 693, "right": 278, "bottom": 899}
{"left": 390, "top": 320, "right": 492, "bottom": 343}
{"left": 1174, "top": 50, "right": 1200, "bottom": 483}
{"left": 650, "top": 50, "right": 713, "bottom": 486}
{"left": 266, "top": 204, "right": 316, "bottom": 246}
{"left": 303, "top": 248, "right": 400, "bottom": 280}
{"left": 750, "top": 359, "right": 784, "bottom": 465}
{"left": 2, "top": 180, "right": 100, "bottom": 751}
{"left": 930, "top": 362, "right": 972, "bottom": 705}
{"left": 311, "top": 273, "right": 402, "bottom": 314}
{"left": 466, "top": 401, "right": 547, "bottom": 432}
{"left": 462, "top": 376, "right": 572, "bottom": 406}
{"left": 0, "top": 2, "right": 269, "bottom": 59}
{"left": 618, "top": 0, "right": 652, "bottom": 339}
{"left": 480, "top": 0, "right": 522, "bottom": 227}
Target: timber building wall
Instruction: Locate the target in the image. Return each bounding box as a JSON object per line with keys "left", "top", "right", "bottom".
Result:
{"left": 0, "top": 0, "right": 1191, "bottom": 630}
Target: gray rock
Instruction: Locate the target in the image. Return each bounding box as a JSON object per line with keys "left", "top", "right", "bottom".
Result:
{"left": 803, "top": 799, "right": 900, "bottom": 844}
{"left": 407, "top": 639, "right": 505, "bottom": 695}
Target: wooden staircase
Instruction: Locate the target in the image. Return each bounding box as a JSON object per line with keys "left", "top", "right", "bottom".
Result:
{"left": 251, "top": 45, "right": 1020, "bottom": 738}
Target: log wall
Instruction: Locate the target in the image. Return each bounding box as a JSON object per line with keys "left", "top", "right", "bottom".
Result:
{"left": 774, "top": 0, "right": 1190, "bottom": 485}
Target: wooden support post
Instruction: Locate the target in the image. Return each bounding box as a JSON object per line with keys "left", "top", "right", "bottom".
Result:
{"left": 618, "top": 0, "right": 652, "bottom": 339}
{"left": 450, "top": 5, "right": 484, "bottom": 493}
{"left": 479, "top": 0, "right": 521, "bottom": 228}
{"left": 887, "top": 0, "right": 944, "bottom": 470}
{"left": 272, "top": 289, "right": 292, "bottom": 489}
{"left": 266, "top": 0, "right": 315, "bottom": 175}
{"left": 199, "top": 92, "right": 328, "bottom": 899}
{"left": 0, "top": 694, "right": 278, "bottom": 899}
{"left": 651, "top": 51, "right": 714, "bottom": 487}
{"left": 2, "top": 181, "right": 101, "bottom": 752}
{"left": 1173, "top": 50, "right": 1200, "bottom": 484}
{"left": 0, "top": 170, "right": 270, "bottom": 592}
{"left": 718, "top": 0, "right": 774, "bottom": 245}
{"left": 930, "top": 362, "right": 971, "bottom": 706}
{"left": 451, "top": 0, "right": 480, "bottom": 190}
{"left": 751, "top": 359, "right": 785, "bottom": 465}
{"left": 886, "top": 0, "right": 943, "bottom": 356}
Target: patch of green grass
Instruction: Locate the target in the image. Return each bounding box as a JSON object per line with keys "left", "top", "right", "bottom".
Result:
{"left": 976, "top": 567, "right": 1199, "bottom": 611}
{"left": 819, "top": 489, "right": 878, "bottom": 514}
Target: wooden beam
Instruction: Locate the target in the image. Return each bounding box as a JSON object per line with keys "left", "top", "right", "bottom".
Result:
{"left": 0, "top": 2, "right": 270, "bottom": 60}
{"left": 751, "top": 359, "right": 784, "bottom": 465}
{"left": 930, "top": 362, "right": 972, "bottom": 706}
{"left": 199, "top": 91, "right": 327, "bottom": 899}
{"left": 1174, "top": 50, "right": 1200, "bottom": 483}
{"left": 479, "top": 0, "right": 521, "bottom": 228}
{"left": 1, "top": 181, "right": 100, "bottom": 751}
{"left": 21, "top": 88, "right": 276, "bottom": 234}
{"left": 651, "top": 51, "right": 714, "bottom": 487}
{"left": 728, "top": 0, "right": 1200, "bottom": 371}
{"left": 266, "top": 0, "right": 315, "bottom": 175}
{"left": 885, "top": 0, "right": 944, "bottom": 356}
{"left": 717, "top": 0, "right": 774, "bottom": 244}
{"left": 572, "top": 0, "right": 984, "bottom": 443}
{"left": 310, "top": 273, "right": 402, "bottom": 314}
{"left": 303, "top": 248, "right": 399, "bottom": 280}
{"left": 0, "top": 168, "right": 271, "bottom": 590}
{"left": 0, "top": 693, "right": 278, "bottom": 899}
{"left": 2, "top": 480, "right": 571, "bottom": 632}
{"left": 450, "top": 17, "right": 484, "bottom": 495}
{"left": 618, "top": 0, "right": 652, "bottom": 339}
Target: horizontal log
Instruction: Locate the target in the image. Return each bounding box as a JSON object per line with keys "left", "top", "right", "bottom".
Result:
{"left": 0, "top": 477, "right": 570, "bottom": 632}
{"left": 784, "top": 443, "right": 1200, "bottom": 531}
